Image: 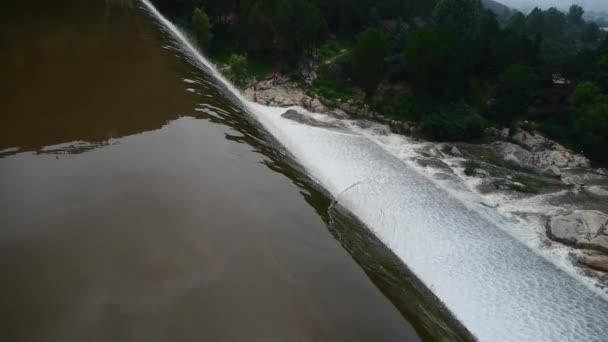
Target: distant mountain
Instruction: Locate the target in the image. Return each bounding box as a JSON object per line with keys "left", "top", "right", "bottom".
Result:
{"left": 481, "top": 0, "right": 515, "bottom": 20}
{"left": 497, "top": 0, "right": 608, "bottom": 12}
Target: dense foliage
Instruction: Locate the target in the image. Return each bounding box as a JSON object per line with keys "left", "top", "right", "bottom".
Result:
{"left": 151, "top": 0, "right": 608, "bottom": 161}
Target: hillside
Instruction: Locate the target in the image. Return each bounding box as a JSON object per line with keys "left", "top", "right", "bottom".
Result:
{"left": 481, "top": 0, "right": 514, "bottom": 20}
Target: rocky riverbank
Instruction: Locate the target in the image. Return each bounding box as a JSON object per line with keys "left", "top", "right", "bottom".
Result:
{"left": 244, "top": 74, "right": 608, "bottom": 288}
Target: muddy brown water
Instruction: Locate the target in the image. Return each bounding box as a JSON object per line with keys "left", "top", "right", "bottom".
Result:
{"left": 0, "top": 1, "right": 468, "bottom": 341}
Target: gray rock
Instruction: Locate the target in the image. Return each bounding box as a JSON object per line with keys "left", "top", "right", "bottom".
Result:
{"left": 340, "top": 102, "right": 352, "bottom": 113}
{"left": 329, "top": 108, "right": 349, "bottom": 119}
{"left": 504, "top": 153, "right": 522, "bottom": 168}
{"left": 543, "top": 165, "right": 562, "bottom": 178}
{"left": 494, "top": 142, "right": 532, "bottom": 166}
{"left": 577, "top": 250, "right": 608, "bottom": 272}
{"left": 413, "top": 157, "right": 453, "bottom": 172}
{"left": 450, "top": 146, "right": 463, "bottom": 157}
{"left": 547, "top": 210, "right": 608, "bottom": 254}
{"left": 585, "top": 186, "right": 608, "bottom": 199}
{"left": 281, "top": 110, "right": 336, "bottom": 128}
{"left": 309, "top": 98, "right": 326, "bottom": 113}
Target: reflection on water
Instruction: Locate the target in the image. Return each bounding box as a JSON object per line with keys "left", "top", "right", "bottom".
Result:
{"left": 0, "top": 0, "right": 200, "bottom": 154}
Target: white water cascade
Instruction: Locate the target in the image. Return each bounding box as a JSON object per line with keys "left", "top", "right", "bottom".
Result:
{"left": 139, "top": 1, "right": 608, "bottom": 341}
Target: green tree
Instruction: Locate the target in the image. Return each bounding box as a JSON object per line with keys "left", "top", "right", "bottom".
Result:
{"left": 422, "top": 106, "right": 485, "bottom": 141}
{"left": 570, "top": 82, "right": 608, "bottom": 160}
{"left": 226, "top": 54, "right": 249, "bottom": 87}
{"left": 567, "top": 5, "right": 584, "bottom": 26}
{"left": 432, "top": 0, "right": 482, "bottom": 38}
{"left": 526, "top": 7, "right": 545, "bottom": 36}
{"left": 506, "top": 12, "right": 527, "bottom": 35}
{"left": 239, "top": 0, "right": 276, "bottom": 54}
{"left": 582, "top": 23, "right": 601, "bottom": 43}
{"left": 275, "top": 0, "right": 328, "bottom": 54}
{"left": 404, "top": 27, "right": 472, "bottom": 101}
{"left": 349, "top": 28, "right": 388, "bottom": 96}
{"left": 493, "top": 64, "right": 534, "bottom": 125}
{"left": 192, "top": 7, "right": 212, "bottom": 50}
{"left": 571, "top": 81, "right": 602, "bottom": 107}
{"left": 542, "top": 8, "right": 566, "bottom": 40}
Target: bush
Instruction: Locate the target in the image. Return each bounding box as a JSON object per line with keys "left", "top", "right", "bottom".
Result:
{"left": 226, "top": 54, "right": 248, "bottom": 87}
{"left": 422, "top": 106, "right": 485, "bottom": 141}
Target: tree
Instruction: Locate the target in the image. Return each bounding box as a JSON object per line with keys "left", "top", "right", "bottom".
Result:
{"left": 404, "top": 27, "right": 472, "bottom": 101}
{"left": 422, "top": 106, "right": 485, "bottom": 141}
{"left": 226, "top": 54, "right": 248, "bottom": 87}
{"left": 542, "top": 7, "right": 566, "bottom": 40}
{"left": 432, "top": 0, "right": 482, "bottom": 38}
{"left": 570, "top": 82, "right": 608, "bottom": 160}
{"left": 275, "top": 0, "right": 328, "bottom": 54}
{"left": 567, "top": 5, "right": 584, "bottom": 26}
{"left": 493, "top": 64, "right": 534, "bottom": 125}
{"left": 582, "top": 23, "right": 601, "bottom": 43}
{"left": 239, "top": 0, "right": 276, "bottom": 54}
{"left": 192, "top": 7, "right": 212, "bottom": 50}
{"left": 526, "top": 7, "right": 545, "bottom": 36}
{"left": 506, "top": 11, "right": 527, "bottom": 36}
{"left": 571, "top": 81, "right": 602, "bottom": 107}
{"left": 350, "top": 28, "right": 388, "bottom": 96}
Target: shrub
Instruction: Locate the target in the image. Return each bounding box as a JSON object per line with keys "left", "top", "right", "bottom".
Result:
{"left": 227, "top": 54, "right": 248, "bottom": 87}
{"left": 422, "top": 106, "right": 485, "bottom": 141}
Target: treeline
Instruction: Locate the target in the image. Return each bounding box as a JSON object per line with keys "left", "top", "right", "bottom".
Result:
{"left": 151, "top": 0, "right": 437, "bottom": 56}
{"left": 150, "top": 0, "right": 608, "bottom": 162}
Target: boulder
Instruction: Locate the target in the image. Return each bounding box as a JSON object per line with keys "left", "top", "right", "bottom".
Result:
{"left": 504, "top": 153, "right": 522, "bottom": 168}
{"left": 329, "top": 108, "right": 349, "bottom": 119}
{"left": 494, "top": 142, "right": 532, "bottom": 166}
{"left": 413, "top": 157, "right": 453, "bottom": 173}
{"left": 543, "top": 165, "right": 562, "bottom": 178}
{"left": 547, "top": 210, "right": 608, "bottom": 254}
{"left": 585, "top": 186, "right": 608, "bottom": 199}
{"left": 512, "top": 131, "right": 551, "bottom": 151}
{"left": 309, "top": 98, "right": 326, "bottom": 113}
{"left": 577, "top": 251, "right": 608, "bottom": 272}
{"left": 450, "top": 146, "right": 463, "bottom": 157}
{"left": 281, "top": 110, "right": 338, "bottom": 128}
{"left": 340, "top": 102, "right": 352, "bottom": 113}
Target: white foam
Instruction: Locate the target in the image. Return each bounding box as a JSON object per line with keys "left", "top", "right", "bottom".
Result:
{"left": 139, "top": 1, "right": 608, "bottom": 340}
{"left": 0, "top": 147, "right": 19, "bottom": 154}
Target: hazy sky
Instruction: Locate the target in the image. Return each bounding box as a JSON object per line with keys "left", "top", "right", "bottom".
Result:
{"left": 497, "top": 0, "right": 608, "bottom": 12}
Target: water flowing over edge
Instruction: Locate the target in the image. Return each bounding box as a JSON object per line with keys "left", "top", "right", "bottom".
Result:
{"left": 138, "top": 1, "right": 608, "bottom": 341}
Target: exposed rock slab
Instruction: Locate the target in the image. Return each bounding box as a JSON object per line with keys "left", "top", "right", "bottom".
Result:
{"left": 547, "top": 210, "right": 608, "bottom": 254}
{"left": 577, "top": 250, "right": 608, "bottom": 272}
{"left": 281, "top": 110, "right": 342, "bottom": 129}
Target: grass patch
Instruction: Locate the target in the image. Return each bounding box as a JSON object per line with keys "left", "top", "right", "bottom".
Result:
{"left": 317, "top": 39, "right": 349, "bottom": 62}
{"left": 247, "top": 58, "right": 272, "bottom": 79}
{"left": 463, "top": 157, "right": 550, "bottom": 194}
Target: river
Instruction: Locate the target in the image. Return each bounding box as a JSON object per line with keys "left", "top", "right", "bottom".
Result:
{"left": 0, "top": 1, "right": 466, "bottom": 341}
